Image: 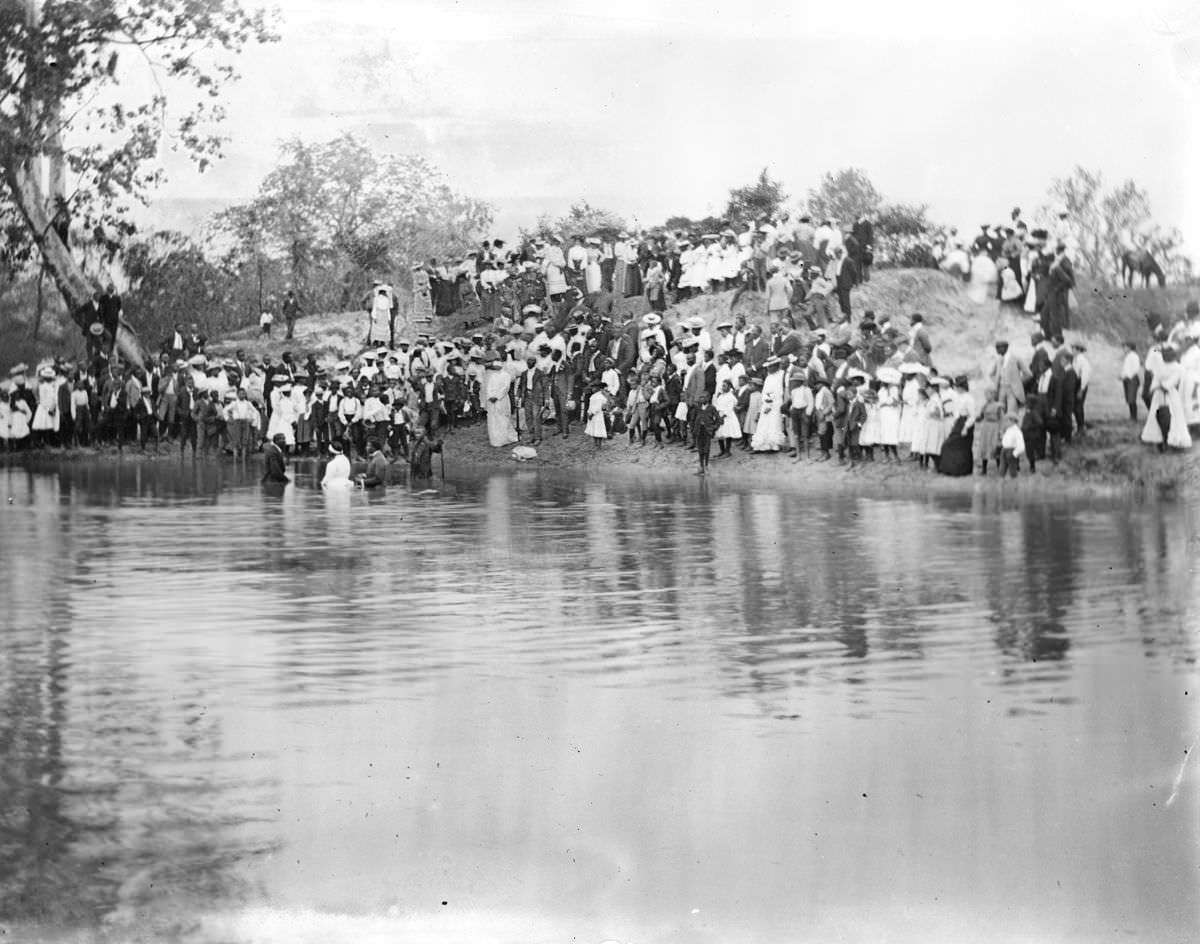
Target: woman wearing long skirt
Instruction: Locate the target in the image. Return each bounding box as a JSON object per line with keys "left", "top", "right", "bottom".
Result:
{"left": 585, "top": 241, "right": 603, "bottom": 294}
{"left": 585, "top": 385, "right": 609, "bottom": 447}
{"left": 1141, "top": 349, "right": 1192, "bottom": 451}
{"left": 751, "top": 365, "right": 788, "bottom": 452}
{"left": 484, "top": 362, "right": 519, "bottom": 447}
{"left": 877, "top": 381, "right": 902, "bottom": 461}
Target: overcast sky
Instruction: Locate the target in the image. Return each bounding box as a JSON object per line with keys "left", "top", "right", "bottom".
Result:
{"left": 147, "top": 0, "right": 1200, "bottom": 255}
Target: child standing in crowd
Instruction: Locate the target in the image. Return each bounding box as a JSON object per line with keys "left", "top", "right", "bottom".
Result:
{"left": 259, "top": 308, "right": 273, "bottom": 337}
{"left": 876, "top": 378, "right": 901, "bottom": 462}
{"left": 714, "top": 379, "right": 742, "bottom": 457}
{"left": 1000, "top": 413, "right": 1026, "bottom": 477}
{"left": 225, "top": 387, "right": 256, "bottom": 461}
{"left": 974, "top": 392, "right": 1003, "bottom": 475}
{"left": 585, "top": 383, "right": 609, "bottom": 448}
{"left": 693, "top": 392, "right": 720, "bottom": 474}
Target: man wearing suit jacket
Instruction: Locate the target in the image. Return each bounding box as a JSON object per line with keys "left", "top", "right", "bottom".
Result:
{"left": 517, "top": 355, "right": 549, "bottom": 445}
{"left": 744, "top": 325, "right": 769, "bottom": 374}
{"left": 991, "top": 340, "right": 1027, "bottom": 414}
{"left": 681, "top": 346, "right": 707, "bottom": 447}
{"left": 261, "top": 433, "right": 290, "bottom": 484}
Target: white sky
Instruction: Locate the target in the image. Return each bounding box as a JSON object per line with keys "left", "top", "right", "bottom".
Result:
{"left": 144, "top": 0, "right": 1200, "bottom": 256}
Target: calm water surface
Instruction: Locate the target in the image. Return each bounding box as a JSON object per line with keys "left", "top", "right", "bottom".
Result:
{"left": 0, "top": 459, "right": 1197, "bottom": 944}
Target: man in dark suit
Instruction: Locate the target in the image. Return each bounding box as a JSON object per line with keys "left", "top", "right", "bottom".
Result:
{"left": 262, "top": 433, "right": 290, "bottom": 484}
{"left": 517, "top": 355, "right": 549, "bottom": 445}
{"left": 744, "top": 325, "right": 769, "bottom": 374}
{"left": 851, "top": 216, "right": 875, "bottom": 283}
{"left": 832, "top": 246, "right": 856, "bottom": 317}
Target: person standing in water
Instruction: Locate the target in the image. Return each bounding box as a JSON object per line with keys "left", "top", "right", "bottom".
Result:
{"left": 262, "top": 433, "right": 290, "bottom": 484}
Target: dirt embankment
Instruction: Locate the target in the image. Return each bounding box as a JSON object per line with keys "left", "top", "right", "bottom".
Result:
{"left": 18, "top": 269, "right": 1196, "bottom": 496}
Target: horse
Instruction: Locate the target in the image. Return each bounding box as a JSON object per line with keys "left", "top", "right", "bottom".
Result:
{"left": 1120, "top": 249, "right": 1166, "bottom": 289}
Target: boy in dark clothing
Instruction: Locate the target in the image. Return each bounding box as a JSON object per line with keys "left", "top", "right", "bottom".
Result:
{"left": 409, "top": 427, "right": 442, "bottom": 480}
{"left": 693, "top": 393, "right": 720, "bottom": 475}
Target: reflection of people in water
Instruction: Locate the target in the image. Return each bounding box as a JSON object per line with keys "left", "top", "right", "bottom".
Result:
{"left": 261, "top": 433, "right": 289, "bottom": 484}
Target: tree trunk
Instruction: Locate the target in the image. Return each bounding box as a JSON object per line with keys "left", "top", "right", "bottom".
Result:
{"left": 2, "top": 157, "right": 145, "bottom": 367}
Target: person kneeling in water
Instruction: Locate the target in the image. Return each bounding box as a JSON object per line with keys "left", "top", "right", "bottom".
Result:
{"left": 359, "top": 438, "right": 390, "bottom": 488}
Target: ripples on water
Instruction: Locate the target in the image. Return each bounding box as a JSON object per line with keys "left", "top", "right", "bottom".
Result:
{"left": 0, "top": 459, "right": 1197, "bottom": 943}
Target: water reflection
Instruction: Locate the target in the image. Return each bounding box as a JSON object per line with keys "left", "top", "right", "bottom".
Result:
{"left": 0, "top": 460, "right": 1196, "bottom": 942}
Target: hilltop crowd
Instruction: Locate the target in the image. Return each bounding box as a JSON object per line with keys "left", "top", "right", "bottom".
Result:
{"left": 0, "top": 210, "right": 1196, "bottom": 474}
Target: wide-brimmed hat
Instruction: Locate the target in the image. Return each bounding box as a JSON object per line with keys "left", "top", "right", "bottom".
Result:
{"left": 188, "top": 354, "right": 207, "bottom": 367}
{"left": 642, "top": 313, "right": 662, "bottom": 326}
{"left": 8, "top": 363, "right": 28, "bottom": 377}
{"left": 88, "top": 322, "right": 104, "bottom": 336}
{"left": 38, "top": 366, "right": 55, "bottom": 380}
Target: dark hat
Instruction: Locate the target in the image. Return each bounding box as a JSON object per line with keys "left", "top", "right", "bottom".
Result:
{"left": 910, "top": 314, "right": 924, "bottom": 324}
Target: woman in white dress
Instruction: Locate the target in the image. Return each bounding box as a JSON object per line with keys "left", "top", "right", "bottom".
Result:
{"left": 585, "top": 239, "right": 602, "bottom": 294}
{"left": 1141, "top": 348, "right": 1192, "bottom": 450}
{"left": 751, "top": 363, "right": 788, "bottom": 452}
{"left": 266, "top": 382, "right": 297, "bottom": 446}
{"left": 877, "top": 381, "right": 902, "bottom": 461}
{"left": 585, "top": 385, "right": 609, "bottom": 447}
{"left": 321, "top": 441, "right": 355, "bottom": 489}
{"left": 484, "top": 361, "right": 519, "bottom": 447}
{"left": 32, "top": 367, "right": 60, "bottom": 445}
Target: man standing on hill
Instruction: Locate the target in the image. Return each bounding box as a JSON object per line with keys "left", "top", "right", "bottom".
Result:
{"left": 282, "top": 288, "right": 302, "bottom": 340}
{"left": 851, "top": 215, "right": 874, "bottom": 283}
{"left": 765, "top": 264, "right": 793, "bottom": 325}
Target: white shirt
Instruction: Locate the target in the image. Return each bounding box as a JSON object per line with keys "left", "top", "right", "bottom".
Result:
{"left": 1120, "top": 351, "right": 1141, "bottom": 380}
{"left": 1001, "top": 424, "right": 1026, "bottom": 456}
{"left": 1074, "top": 352, "right": 1092, "bottom": 391}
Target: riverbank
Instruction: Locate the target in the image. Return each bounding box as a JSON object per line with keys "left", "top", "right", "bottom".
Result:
{"left": 3, "top": 415, "right": 1195, "bottom": 501}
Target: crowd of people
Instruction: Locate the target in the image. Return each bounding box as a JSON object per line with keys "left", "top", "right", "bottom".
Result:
{"left": 0, "top": 209, "right": 1196, "bottom": 479}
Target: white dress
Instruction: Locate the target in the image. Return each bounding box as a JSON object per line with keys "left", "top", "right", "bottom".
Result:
{"left": 1180, "top": 346, "right": 1200, "bottom": 426}
{"left": 751, "top": 372, "right": 787, "bottom": 451}
{"left": 32, "top": 380, "right": 59, "bottom": 432}
{"left": 585, "top": 390, "right": 609, "bottom": 438}
{"left": 321, "top": 453, "right": 354, "bottom": 489}
{"left": 898, "top": 378, "right": 920, "bottom": 445}
{"left": 484, "top": 368, "right": 519, "bottom": 447}
{"left": 1141, "top": 362, "right": 1192, "bottom": 449}
{"left": 266, "top": 389, "right": 297, "bottom": 445}
{"left": 860, "top": 401, "right": 881, "bottom": 447}
{"left": 878, "top": 386, "right": 901, "bottom": 446}
{"left": 714, "top": 390, "right": 742, "bottom": 439}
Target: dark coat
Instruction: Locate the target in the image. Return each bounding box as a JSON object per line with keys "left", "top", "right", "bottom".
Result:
{"left": 261, "top": 442, "right": 289, "bottom": 483}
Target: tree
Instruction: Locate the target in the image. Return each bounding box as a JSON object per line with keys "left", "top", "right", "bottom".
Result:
{"left": 0, "top": 0, "right": 278, "bottom": 365}
{"left": 121, "top": 230, "right": 237, "bottom": 340}
{"left": 662, "top": 214, "right": 728, "bottom": 236}
{"left": 1045, "top": 166, "right": 1188, "bottom": 282}
{"left": 725, "top": 167, "right": 787, "bottom": 222}
{"left": 874, "top": 202, "right": 931, "bottom": 238}
{"left": 805, "top": 168, "right": 882, "bottom": 226}
{"left": 216, "top": 134, "right": 492, "bottom": 323}
{"left": 525, "top": 201, "right": 627, "bottom": 244}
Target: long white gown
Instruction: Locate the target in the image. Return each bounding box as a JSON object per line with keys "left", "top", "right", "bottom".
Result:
{"left": 266, "top": 389, "right": 297, "bottom": 445}
{"left": 751, "top": 372, "right": 787, "bottom": 451}
{"left": 484, "top": 368, "right": 519, "bottom": 447}
{"left": 321, "top": 453, "right": 354, "bottom": 489}
{"left": 1141, "top": 362, "right": 1192, "bottom": 449}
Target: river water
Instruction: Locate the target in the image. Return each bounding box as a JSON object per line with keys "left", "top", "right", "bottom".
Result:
{"left": 0, "top": 459, "right": 1196, "bottom": 944}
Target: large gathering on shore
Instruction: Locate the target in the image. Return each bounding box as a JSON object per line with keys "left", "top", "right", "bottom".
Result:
{"left": 1, "top": 209, "right": 1197, "bottom": 483}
